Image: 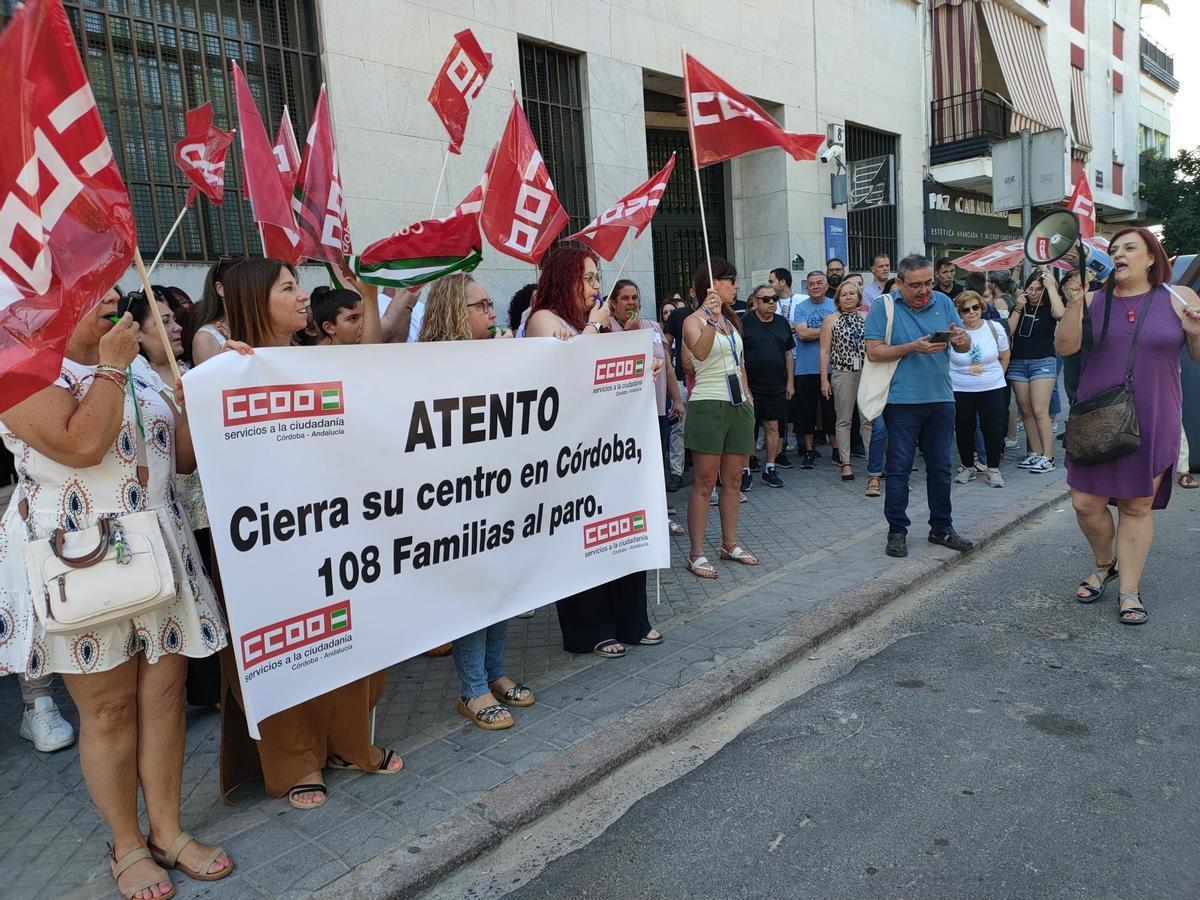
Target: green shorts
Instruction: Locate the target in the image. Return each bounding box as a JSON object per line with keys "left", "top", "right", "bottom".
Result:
{"left": 684, "top": 399, "right": 755, "bottom": 456}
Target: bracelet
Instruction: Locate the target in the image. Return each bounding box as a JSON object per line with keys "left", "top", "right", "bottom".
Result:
{"left": 585, "top": 321, "right": 603, "bottom": 333}
{"left": 95, "top": 364, "right": 127, "bottom": 379}
{"left": 93, "top": 370, "right": 127, "bottom": 390}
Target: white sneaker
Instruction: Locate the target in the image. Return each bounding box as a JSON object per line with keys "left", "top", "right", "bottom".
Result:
{"left": 954, "top": 466, "right": 975, "bottom": 484}
{"left": 987, "top": 469, "right": 1005, "bottom": 488}
{"left": 739, "top": 492, "right": 748, "bottom": 504}
{"left": 19, "top": 696, "right": 75, "bottom": 752}
{"left": 1017, "top": 452, "right": 1041, "bottom": 469}
{"left": 709, "top": 488, "right": 719, "bottom": 506}
{"left": 973, "top": 459, "right": 989, "bottom": 473}
{"left": 1030, "top": 457, "right": 1056, "bottom": 474}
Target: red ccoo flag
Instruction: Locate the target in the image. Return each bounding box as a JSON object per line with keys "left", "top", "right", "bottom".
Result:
{"left": 231, "top": 60, "right": 300, "bottom": 263}
{"left": 565, "top": 153, "right": 676, "bottom": 260}
{"left": 684, "top": 52, "right": 824, "bottom": 168}
{"left": 0, "top": 0, "right": 135, "bottom": 412}
{"left": 1065, "top": 171, "right": 1096, "bottom": 239}
{"left": 429, "top": 29, "right": 493, "bottom": 154}
{"left": 173, "top": 101, "right": 234, "bottom": 205}
{"left": 480, "top": 92, "right": 568, "bottom": 265}
{"left": 294, "top": 85, "right": 352, "bottom": 276}
{"left": 274, "top": 106, "right": 302, "bottom": 196}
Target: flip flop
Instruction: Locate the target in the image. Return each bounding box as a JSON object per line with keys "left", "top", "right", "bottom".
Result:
{"left": 637, "top": 630, "right": 664, "bottom": 645}
{"left": 148, "top": 832, "right": 233, "bottom": 882}
{"left": 592, "top": 639, "right": 627, "bottom": 659}
{"left": 288, "top": 783, "right": 327, "bottom": 810}
{"left": 719, "top": 544, "right": 760, "bottom": 566}
{"left": 327, "top": 748, "right": 403, "bottom": 775}
{"left": 685, "top": 555, "right": 719, "bottom": 579}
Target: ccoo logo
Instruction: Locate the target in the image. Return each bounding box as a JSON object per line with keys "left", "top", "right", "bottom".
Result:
{"left": 583, "top": 510, "right": 647, "bottom": 549}
{"left": 594, "top": 354, "right": 646, "bottom": 386}
{"left": 223, "top": 381, "right": 344, "bottom": 426}
{"left": 241, "top": 600, "right": 352, "bottom": 667}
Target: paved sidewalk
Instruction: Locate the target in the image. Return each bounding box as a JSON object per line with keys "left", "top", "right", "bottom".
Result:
{"left": 0, "top": 447, "right": 1069, "bottom": 898}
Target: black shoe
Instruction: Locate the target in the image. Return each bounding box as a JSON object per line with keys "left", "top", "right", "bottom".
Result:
{"left": 740, "top": 470, "right": 752, "bottom": 492}
{"left": 774, "top": 453, "right": 793, "bottom": 469}
{"left": 799, "top": 451, "right": 815, "bottom": 470}
{"left": 886, "top": 532, "right": 907, "bottom": 557}
{"left": 749, "top": 455, "right": 761, "bottom": 472}
{"left": 928, "top": 530, "right": 974, "bottom": 552}
{"left": 762, "top": 468, "right": 783, "bottom": 488}
{"left": 667, "top": 473, "right": 682, "bottom": 492}
{"left": 810, "top": 445, "right": 823, "bottom": 457}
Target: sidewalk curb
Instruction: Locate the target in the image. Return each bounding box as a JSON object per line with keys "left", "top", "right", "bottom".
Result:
{"left": 314, "top": 483, "right": 1071, "bottom": 899}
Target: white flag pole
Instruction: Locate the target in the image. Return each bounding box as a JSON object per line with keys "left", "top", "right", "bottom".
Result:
{"left": 429, "top": 145, "right": 451, "bottom": 217}
{"left": 132, "top": 248, "right": 183, "bottom": 385}
{"left": 605, "top": 227, "right": 639, "bottom": 302}
{"left": 682, "top": 47, "right": 714, "bottom": 288}
{"left": 144, "top": 200, "right": 192, "bottom": 283}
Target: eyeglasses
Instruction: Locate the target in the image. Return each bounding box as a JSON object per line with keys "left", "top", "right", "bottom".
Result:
{"left": 959, "top": 304, "right": 982, "bottom": 313}
{"left": 753, "top": 295, "right": 775, "bottom": 303}
{"left": 901, "top": 278, "right": 934, "bottom": 290}
{"left": 582, "top": 272, "right": 601, "bottom": 286}
{"left": 466, "top": 298, "right": 495, "bottom": 311}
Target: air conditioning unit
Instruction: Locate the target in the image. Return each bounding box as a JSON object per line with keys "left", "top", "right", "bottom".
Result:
{"left": 827, "top": 123, "right": 845, "bottom": 146}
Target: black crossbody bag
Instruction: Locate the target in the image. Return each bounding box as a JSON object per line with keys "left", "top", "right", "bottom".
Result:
{"left": 1062, "top": 281, "right": 1152, "bottom": 466}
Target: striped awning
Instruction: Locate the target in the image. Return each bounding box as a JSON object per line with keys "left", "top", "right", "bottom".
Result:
{"left": 1069, "top": 66, "right": 1092, "bottom": 159}
{"left": 979, "top": 0, "right": 1065, "bottom": 133}
{"left": 930, "top": 0, "right": 982, "bottom": 142}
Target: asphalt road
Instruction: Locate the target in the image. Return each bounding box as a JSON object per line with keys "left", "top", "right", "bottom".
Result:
{"left": 502, "top": 491, "right": 1200, "bottom": 900}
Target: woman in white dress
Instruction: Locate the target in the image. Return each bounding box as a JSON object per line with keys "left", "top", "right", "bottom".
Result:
{"left": 0, "top": 290, "right": 232, "bottom": 899}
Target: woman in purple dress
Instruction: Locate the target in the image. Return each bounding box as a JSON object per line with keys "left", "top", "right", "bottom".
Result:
{"left": 1056, "top": 227, "right": 1200, "bottom": 624}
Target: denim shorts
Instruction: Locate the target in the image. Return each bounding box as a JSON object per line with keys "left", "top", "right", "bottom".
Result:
{"left": 1007, "top": 356, "right": 1058, "bottom": 383}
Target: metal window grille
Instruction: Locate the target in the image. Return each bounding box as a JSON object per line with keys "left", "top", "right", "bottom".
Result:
{"left": 0, "top": 0, "right": 321, "bottom": 264}
{"left": 518, "top": 41, "right": 590, "bottom": 238}
{"left": 845, "top": 124, "right": 898, "bottom": 272}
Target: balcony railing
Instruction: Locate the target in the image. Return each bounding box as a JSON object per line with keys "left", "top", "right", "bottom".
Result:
{"left": 1140, "top": 34, "right": 1180, "bottom": 91}
{"left": 930, "top": 89, "right": 1011, "bottom": 165}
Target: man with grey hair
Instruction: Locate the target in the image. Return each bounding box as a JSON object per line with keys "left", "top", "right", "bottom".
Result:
{"left": 863, "top": 254, "right": 975, "bottom": 558}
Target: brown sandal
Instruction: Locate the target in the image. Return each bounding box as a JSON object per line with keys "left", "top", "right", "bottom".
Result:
{"left": 110, "top": 846, "right": 176, "bottom": 900}
{"left": 148, "top": 831, "right": 232, "bottom": 882}
{"left": 865, "top": 476, "right": 881, "bottom": 497}
{"left": 490, "top": 681, "right": 535, "bottom": 707}
{"left": 1178, "top": 473, "right": 1198, "bottom": 489}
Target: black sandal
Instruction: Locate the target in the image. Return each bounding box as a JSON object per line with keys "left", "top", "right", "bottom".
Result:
{"left": 288, "top": 783, "right": 327, "bottom": 810}
{"left": 1118, "top": 593, "right": 1148, "bottom": 625}
{"left": 327, "top": 748, "right": 402, "bottom": 775}
{"left": 840, "top": 463, "right": 855, "bottom": 482}
{"left": 593, "top": 639, "right": 627, "bottom": 658}
{"left": 1076, "top": 559, "right": 1118, "bottom": 603}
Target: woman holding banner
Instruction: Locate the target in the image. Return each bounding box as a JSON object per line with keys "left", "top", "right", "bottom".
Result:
{"left": 418, "top": 273, "right": 533, "bottom": 728}
{"left": 215, "top": 260, "right": 401, "bottom": 808}
{"left": 0, "top": 290, "right": 233, "bottom": 898}
{"left": 525, "top": 248, "right": 661, "bottom": 658}
{"left": 683, "top": 259, "right": 759, "bottom": 578}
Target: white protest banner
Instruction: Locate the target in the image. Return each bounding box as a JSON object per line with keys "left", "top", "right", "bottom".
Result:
{"left": 183, "top": 330, "right": 667, "bottom": 737}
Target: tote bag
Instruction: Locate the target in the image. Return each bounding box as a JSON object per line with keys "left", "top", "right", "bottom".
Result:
{"left": 857, "top": 294, "right": 899, "bottom": 420}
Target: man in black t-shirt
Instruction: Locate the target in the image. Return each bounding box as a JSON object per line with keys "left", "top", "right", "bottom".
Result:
{"left": 741, "top": 286, "right": 795, "bottom": 488}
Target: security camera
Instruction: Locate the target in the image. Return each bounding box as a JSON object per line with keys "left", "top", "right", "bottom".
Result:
{"left": 820, "top": 144, "right": 845, "bottom": 165}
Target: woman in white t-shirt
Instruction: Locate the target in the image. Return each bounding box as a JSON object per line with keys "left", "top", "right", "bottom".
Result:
{"left": 950, "top": 290, "right": 1011, "bottom": 487}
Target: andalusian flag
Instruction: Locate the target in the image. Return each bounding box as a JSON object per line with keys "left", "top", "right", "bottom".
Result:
{"left": 320, "top": 387, "right": 341, "bottom": 410}
{"left": 349, "top": 201, "right": 482, "bottom": 289}
{"left": 330, "top": 605, "right": 349, "bottom": 631}
{"left": 632, "top": 512, "right": 646, "bottom": 533}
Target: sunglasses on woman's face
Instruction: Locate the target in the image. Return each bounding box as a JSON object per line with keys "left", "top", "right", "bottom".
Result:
{"left": 960, "top": 304, "right": 982, "bottom": 313}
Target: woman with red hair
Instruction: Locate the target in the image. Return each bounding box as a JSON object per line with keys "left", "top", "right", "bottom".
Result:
{"left": 1056, "top": 227, "right": 1200, "bottom": 624}
{"left": 524, "top": 247, "right": 660, "bottom": 658}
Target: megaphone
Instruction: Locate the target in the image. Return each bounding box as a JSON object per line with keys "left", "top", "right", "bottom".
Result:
{"left": 1024, "top": 209, "right": 1114, "bottom": 281}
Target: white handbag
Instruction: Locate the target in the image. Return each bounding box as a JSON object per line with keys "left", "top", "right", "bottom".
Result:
{"left": 22, "top": 510, "right": 178, "bottom": 634}
{"left": 857, "top": 293, "right": 899, "bottom": 421}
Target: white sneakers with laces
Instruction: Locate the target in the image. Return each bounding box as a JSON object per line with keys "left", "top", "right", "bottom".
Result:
{"left": 1030, "top": 457, "right": 1056, "bottom": 474}
{"left": 1017, "top": 452, "right": 1041, "bottom": 469}
{"left": 954, "top": 466, "right": 975, "bottom": 484}
{"left": 20, "top": 696, "right": 76, "bottom": 752}
{"left": 987, "top": 469, "right": 1006, "bottom": 487}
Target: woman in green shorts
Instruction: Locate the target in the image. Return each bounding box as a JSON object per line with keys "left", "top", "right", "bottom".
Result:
{"left": 682, "top": 258, "right": 760, "bottom": 578}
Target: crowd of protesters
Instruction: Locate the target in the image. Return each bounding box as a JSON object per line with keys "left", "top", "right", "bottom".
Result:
{"left": 0, "top": 229, "right": 1197, "bottom": 898}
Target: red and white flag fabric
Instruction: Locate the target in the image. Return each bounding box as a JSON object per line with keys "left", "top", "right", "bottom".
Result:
{"left": 480, "top": 93, "right": 568, "bottom": 265}
{"left": 0, "top": 0, "right": 136, "bottom": 411}
{"left": 173, "top": 101, "right": 234, "bottom": 205}
{"left": 565, "top": 153, "right": 676, "bottom": 260}
{"left": 349, "top": 207, "right": 482, "bottom": 289}
{"left": 683, "top": 52, "right": 824, "bottom": 168}
{"left": 274, "top": 106, "right": 302, "bottom": 196}
{"left": 1065, "top": 171, "right": 1096, "bottom": 239}
{"left": 429, "top": 29, "right": 493, "bottom": 154}
{"left": 293, "top": 85, "right": 352, "bottom": 276}
{"left": 231, "top": 61, "right": 300, "bottom": 263}
{"left": 950, "top": 240, "right": 1026, "bottom": 272}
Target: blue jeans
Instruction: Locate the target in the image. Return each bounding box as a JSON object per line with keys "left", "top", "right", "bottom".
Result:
{"left": 882, "top": 402, "right": 955, "bottom": 536}
{"left": 867, "top": 416, "right": 888, "bottom": 477}
{"left": 452, "top": 622, "right": 508, "bottom": 699}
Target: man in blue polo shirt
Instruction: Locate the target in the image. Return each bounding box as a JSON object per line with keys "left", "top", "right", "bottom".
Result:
{"left": 864, "top": 254, "right": 974, "bottom": 558}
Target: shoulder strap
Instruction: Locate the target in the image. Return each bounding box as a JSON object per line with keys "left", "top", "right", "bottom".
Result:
{"left": 883, "top": 294, "right": 895, "bottom": 344}
{"left": 1121, "top": 285, "right": 1156, "bottom": 384}
{"left": 985, "top": 319, "right": 1001, "bottom": 345}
